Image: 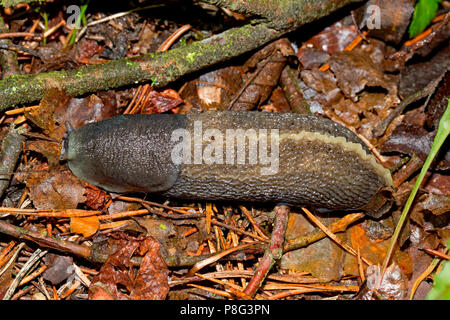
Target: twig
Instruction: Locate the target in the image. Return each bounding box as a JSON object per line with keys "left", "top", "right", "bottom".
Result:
{"left": 243, "top": 205, "right": 290, "bottom": 297}
{"left": 187, "top": 241, "right": 260, "bottom": 276}
{"left": 0, "top": 125, "right": 26, "bottom": 198}
{"left": 283, "top": 212, "right": 364, "bottom": 251}
{"left": 372, "top": 74, "right": 445, "bottom": 137}
{"left": 3, "top": 248, "right": 47, "bottom": 300}
{"left": 386, "top": 12, "right": 450, "bottom": 61}
{"left": 0, "top": 242, "right": 24, "bottom": 279}
{"left": 211, "top": 219, "right": 268, "bottom": 242}
{"left": 239, "top": 205, "right": 269, "bottom": 240}
{"left": 301, "top": 208, "right": 373, "bottom": 265}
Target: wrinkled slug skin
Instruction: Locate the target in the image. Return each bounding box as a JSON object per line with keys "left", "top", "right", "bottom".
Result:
{"left": 65, "top": 111, "right": 394, "bottom": 217}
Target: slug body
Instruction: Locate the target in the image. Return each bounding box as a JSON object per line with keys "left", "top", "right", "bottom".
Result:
{"left": 63, "top": 111, "right": 393, "bottom": 217}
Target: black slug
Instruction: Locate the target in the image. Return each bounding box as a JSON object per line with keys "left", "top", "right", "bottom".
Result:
{"left": 61, "top": 111, "right": 394, "bottom": 218}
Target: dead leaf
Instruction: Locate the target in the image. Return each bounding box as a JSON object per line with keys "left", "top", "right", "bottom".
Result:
{"left": 179, "top": 66, "right": 242, "bottom": 111}
{"left": 26, "top": 170, "right": 86, "bottom": 210}
{"left": 26, "top": 140, "right": 61, "bottom": 169}
{"left": 328, "top": 51, "right": 397, "bottom": 102}
{"left": 25, "top": 88, "right": 71, "bottom": 142}
{"left": 301, "top": 21, "right": 357, "bottom": 54}
{"left": 84, "top": 185, "right": 108, "bottom": 210}
{"left": 55, "top": 92, "right": 118, "bottom": 130}
{"left": 70, "top": 216, "right": 100, "bottom": 238}
{"left": 141, "top": 89, "right": 184, "bottom": 114}
{"left": 230, "top": 38, "right": 295, "bottom": 111}
{"left": 88, "top": 233, "right": 169, "bottom": 300}
{"left": 42, "top": 253, "right": 74, "bottom": 285}
{"left": 354, "top": 0, "right": 415, "bottom": 44}
{"left": 362, "top": 264, "right": 409, "bottom": 300}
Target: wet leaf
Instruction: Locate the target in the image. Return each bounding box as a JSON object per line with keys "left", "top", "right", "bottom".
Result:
{"left": 362, "top": 264, "right": 409, "bottom": 300}
{"left": 56, "top": 92, "right": 118, "bottom": 130}
{"left": 141, "top": 89, "right": 184, "bottom": 114}
{"left": 84, "top": 185, "right": 108, "bottom": 210}
{"left": 301, "top": 21, "right": 357, "bottom": 54}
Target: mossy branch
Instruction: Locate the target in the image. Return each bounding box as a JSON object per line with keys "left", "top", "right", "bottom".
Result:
{"left": 0, "top": 0, "right": 361, "bottom": 110}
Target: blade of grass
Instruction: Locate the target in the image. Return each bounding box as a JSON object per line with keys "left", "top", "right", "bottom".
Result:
{"left": 69, "top": 0, "right": 89, "bottom": 45}
{"left": 379, "top": 99, "right": 450, "bottom": 287}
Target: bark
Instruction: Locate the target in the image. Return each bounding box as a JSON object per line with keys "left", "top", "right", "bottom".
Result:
{"left": 0, "top": 17, "right": 19, "bottom": 79}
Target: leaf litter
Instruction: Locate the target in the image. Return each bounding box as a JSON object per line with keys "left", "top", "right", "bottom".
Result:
{"left": 0, "top": 0, "right": 449, "bottom": 301}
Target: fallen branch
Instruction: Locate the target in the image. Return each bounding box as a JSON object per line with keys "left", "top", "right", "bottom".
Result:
{"left": 0, "top": 0, "right": 361, "bottom": 110}
{"left": 0, "top": 125, "right": 26, "bottom": 198}
{"left": 244, "top": 205, "right": 290, "bottom": 297}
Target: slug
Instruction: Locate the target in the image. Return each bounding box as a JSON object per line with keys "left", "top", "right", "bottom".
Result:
{"left": 61, "top": 111, "right": 394, "bottom": 218}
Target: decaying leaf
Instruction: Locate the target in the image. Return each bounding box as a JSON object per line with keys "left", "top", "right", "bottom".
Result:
{"left": 361, "top": 264, "right": 409, "bottom": 300}
{"left": 88, "top": 233, "right": 169, "bottom": 300}
{"left": 25, "top": 89, "right": 71, "bottom": 142}
{"left": 26, "top": 140, "right": 61, "bottom": 169}
{"left": 355, "top": 0, "right": 415, "bottom": 44}
{"left": 42, "top": 253, "right": 74, "bottom": 285}
{"left": 301, "top": 21, "right": 357, "bottom": 54}
{"left": 141, "top": 89, "right": 184, "bottom": 114}
{"left": 25, "top": 170, "right": 86, "bottom": 210}
{"left": 84, "top": 185, "right": 108, "bottom": 210}
{"left": 328, "top": 51, "right": 397, "bottom": 101}
{"left": 55, "top": 92, "right": 118, "bottom": 130}
{"left": 229, "top": 38, "right": 295, "bottom": 111}
{"left": 179, "top": 66, "right": 243, "bottom": 111}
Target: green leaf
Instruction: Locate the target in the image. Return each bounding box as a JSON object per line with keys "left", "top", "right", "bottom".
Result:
{"left": 426, "top": 240, "right": 450, "bottom": 300}
{"left": 382, "top": 99, "right": 450, "bottom": 288}
{"left": 409, "top": 0, "right": 442, "bottom": 38}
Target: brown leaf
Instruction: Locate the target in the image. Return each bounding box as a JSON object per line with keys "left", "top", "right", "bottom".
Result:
{"left": 26, "top": 140, "right": 61, "bottom": 169}
{"left": 354, "top": 0, "right": 415, "bottom": 44}
{"left": 381, "top": 122, "right": 450, "bottom": 171}
{"left": 230, "top": 38, "right": 295, "bottom": 111}
{"left": 26, "top": 88, "right": 71, "bottom": 142}
{"left": 84, "top": 185, "right": 108, "bottom": 210}
{"left": 301, "top": 21, "right": 358, "bottom": 54}
{"left": 267, "top": 87, "right": 291, "bottom": 113}
{"left": 88, "top": 233, "right": 169, "bottom": 300}
{"left": 133, "top": 217, "right": 176, "bottom": 244}
{"left": 55, "top": 92, "right": 118, "bottom": 130}
{"left": 179, "top": 66, "right": 242, "bottom": 111}
{"left": 42, "top": 253, "right": 74, "bottom": 285}
{"left": 399, "top": 45, "right": 450, "bottom": 99}
{"left": 26, "top": 170, "right": 86, "bottom": 210}
{"left": 70, "top": 216, "right": 100, "bottom": 238}
{"left": 76, "top": 39, "right": 104, "bottom": 60}
{"left": 141, "top": 89, "right": 184, "bottom": 114}
{"left": 328, "top": 51, "right": 397, "bottom": 101}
